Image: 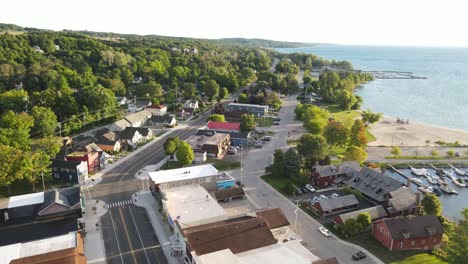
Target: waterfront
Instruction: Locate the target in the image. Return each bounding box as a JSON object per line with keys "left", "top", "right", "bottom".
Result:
{"left": 277, "top": 45, "right": 468, "bottom": 131}
{"left": 384, "top": 167, "right": 468, "bottom": 220}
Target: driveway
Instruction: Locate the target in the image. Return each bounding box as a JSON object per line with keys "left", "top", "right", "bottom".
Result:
{"left": 229, "top": 94, "right": 383, "bottom": 264}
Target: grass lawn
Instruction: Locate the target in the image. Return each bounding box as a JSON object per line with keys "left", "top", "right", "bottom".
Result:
{"left": 287, "top": 139, "right": 299, "bottom": 146}
{"left": 261, "top": 174, "right": 294, "bottom": 196}
{"left": 391, "top": 254, "right": 447, "bottom": 264}
{"left": 385, "top": 155, "right": 464, "bottom": 160}
{"left": 256, "top": 117, "right": 274, "bottom": 127}
{"left": 206, "top": 159, "right": 240, "bottom": 171}
{"left": 0, "top": 179, "right": 75, "bottom": 198}
{"left": 366, "top": 129, "right": 377, "bottom": 142}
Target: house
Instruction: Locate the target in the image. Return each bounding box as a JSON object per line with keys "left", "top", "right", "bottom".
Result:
{"left": 183, "top": 107, "right": 196, "bottom": 116}
{"left": 252, "top": 208, "right": 291, "bottom": 240}
{"left": 311, "top": 161, "right": 361, "bottom": 188}
{"left": 145, "top": 104, "right": 167, "bottom": 116}
{"left": 345, "top": 167, "right": 405, "bottom": 204}
{"left": 127, "top": 100, "right": 151, "bottom": 112}
{"left": 313, "top": 194, "right": 359, "bottom": 215}
{"left": 135, "top": 127, "right": 153, "bottom": 141}
{"left": 372, "top": 215, "right": 444, "bottom": 251}
{"left": 95, "top": 130, "right": 121, "bottom": 152}
{"left": 116, "top": 96, "right": 128, "bottom": 106}
{"left": 161, "top": 185, "right": 228, "bottom": 229}
{"left": 386, "top": 187, "right": 420, "bottom": 216}
{"left": 225, "top": 103, "right": 268, "bottom": 117}
{"left": 193, "top": 150, "right": 207, "bottom": 163}
{"left": 118, "top": 127, "right": 142, "bottom": 149}
{"left": 65, "top": 146, "right": 100, "bottom": 173}
{"left": 175, "top": 108, "right": 186, "bottom": 118}
{"left": 185, "top": 99, "right": 199, "bottom": 109}
{"left": 51, "top": 159, "right": 88, "bottom": 183}
{"left": 109, "top": 119, "right": 131, "bottom": 132}
{"left": 148, "top": 164, "right": 235, "bottom": 192}
{"left": 187, "top": 132, "right": 231, "bottom": 158}
{"left": 198, "top": 129, "right": 252, "bottom": 147}
{"left": 124, "top": 109, "right": 152, "bottom": 127}
{"left": 32, "top": 45, "right": 44, "bottom": 53}
{"left": 148, "top": 114, "right": 177, "bottom": 127}
{"left": 132, "top": 76, "right": 144, "bottom": 84}
{"left": 207, "top": 121, "right": 241, "bottom": 132}
{"left": 332, "top": 205, "right": 388, "bottom": 226}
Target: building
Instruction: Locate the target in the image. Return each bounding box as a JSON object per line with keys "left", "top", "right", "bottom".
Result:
{"left": 225, "top": 103, "right": 268, "bottom": 117}
{"left": 193, "top": 150, "right": 207, "bottom": 163}
{"left": 124, "top": 109, "right": 152, "bottom": 127}
{"left": 148, "top": 114, "right": 177, "bottom": 127}
{"left": 109, "top": 119, "right": 131, "bottom": 132}
{"left": 372, "top": 215, "right": 444, "bottom": 251}
{"left": 65, "top": 146, "right": 100, "bottom": 173}
{"left": 118, "top": 127, "right": 142, "bottom": 149}
{"left": 212, "top": 187, "right": 245, "bottom": 202}
{"left": 311, "top": 161, "right": 361, "bottom": 188}
{"left": 187, "top": 132, "right": 230, "bottom": 158}
{"left": 332, "top": 205, "right": 388, "bottom": 226}
{"left": 386, "top": 187, "right": 420, "bottom": 216}
{"left": 0, "top": 187, "right": 85, "bottom": 264}
{"left": 207, "top": 121, "right": 241, "bottom": 132}
{"left": 184, "top": 99, "right": 199, "bottom": 109}
{"left": 313, "top": 194, "right": 359, "bottom": 215}
{"left": 116, "top": 96, "right": 128, "bottom": 106}
{"left": 161, "top": 185, "right": 228, "bottom": 229}
{"left": 253, "top": 208, "right": 291, "bottom": 239}
{"left": 127, "top": 100, "right": 151, "bottom": 112}
{"left": 183, "top": 107, "right": 196, "bottom": 116}
{"left": 51, "top": 159, "right": 88, "bottom": 183}
{"left": 345, "top": 167, "right": 405, "bottom": 204}
{"left": 95, "top": 130, "right": 121, "bottom": 152}
{"left": 148, "top": 164, "right": 235, "bottom": 192}
{"left": 197, "top": 129, "right": 251, "bottom": 147}
{"left": 145, "top": 104, "right": 167, "bottom": 116}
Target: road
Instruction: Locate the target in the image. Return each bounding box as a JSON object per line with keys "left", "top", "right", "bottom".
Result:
{"left": 230, "top": 94, "right": 383, "bottom": 264}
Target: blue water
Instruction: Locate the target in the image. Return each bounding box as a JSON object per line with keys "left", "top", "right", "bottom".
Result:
{"left": 277, "top": 45, "right": 468, "bottom": 131}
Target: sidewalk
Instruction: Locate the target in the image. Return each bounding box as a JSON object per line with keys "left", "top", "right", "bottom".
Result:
{"left": 83, "top": 199, "right": 108, "bottom": 264}
{"left": 133, "top": 191, "right": 182, "bottom": 264}
{"left": 134, "top": 156, "right": 170, "bottom": 180}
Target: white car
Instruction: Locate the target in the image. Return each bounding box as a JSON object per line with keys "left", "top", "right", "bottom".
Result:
{"left": 320, "top": 195, "right": 329, "bottom": 200}
{"left": 305, "top": 184, "right": 316, "bottom": 193}
{"left": 331, "top": 193, "right": 340, "bottom": 198}
{"left": 318, "top": 226, "right": 331, "bottom": 237}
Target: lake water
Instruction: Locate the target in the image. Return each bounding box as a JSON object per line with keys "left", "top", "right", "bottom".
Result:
{"left": 276, "top": 45, "right": 468, "bottom": 131}
{"left": 383, "top": 168, "right": 467, "bottom": 220}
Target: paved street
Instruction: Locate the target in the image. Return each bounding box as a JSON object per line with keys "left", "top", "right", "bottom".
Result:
{"left": 230, "top": 94, "right": 384, "bottom": 264}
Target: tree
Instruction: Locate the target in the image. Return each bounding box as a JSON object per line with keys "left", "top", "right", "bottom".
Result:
{"left": 0, "top": 89, "right": 29, "bottom": 113}
{"left": 176, "top": 141, "right": 194, "bottom": 166}
{"left": 349, "top": 119, "right": 368, "bottom": 148}
{"left": 240, "top": 114, "right": 256, "bottom": 131}
{"left": 219, "top": 87, "right": 229, "bottom": 99}
{"left": 361, "top": 110, "right": 382, "bottom": 127}
{"left": 284, "top": 181, "right": 295, "bottom": 196}
{"left": 206, "top": 114, "right": 225, "bottom": 122}
{"left": 238, "top": 93, "right": 249, "bottom": 103}
{"left": 323, "top": 121, "right": 349, "bottom": 148}
{"left": 356, "top": 212, "right": 372, "bottom": 230}
{"left": 0, "top": 145, "right": 23, "bottom": 192}
{"left": 336, "top": 90, "right": 357, "bottom": 110}
{"left": 0, "top": 111, "right": 34, "bottom": 151}
{"left": 201, "top": 79, "right": 220, "bottom": 101}
{"left": 421, "top": 193, "right": 442, "bottom": 216}
{"left": 284, "top": 148, "right": 301, "bottom": 178}
{"left": 431, "top": 150, "right": 439, "bottom": 158}
{"left": 36, "top": 136, "right": 61, "bottom": 157}
{"left": 344, "top": 146, "right": 368, "bottom": 163}
{"left": 443, "top": 208, "right": 468, "bottom": 263}
{"left": 301, "top": 105, "right": 329, "bottom": 134}
{"left": 22, "top": 150, "right": 51, "bottom": 191}
{"left": 343, "top": 218, "right": 361, "bottom": 236}
{"left": 266, "top": 149, "right": 285, "bottom": 178}
{"left": 31, "top": 106, "right": 58, "bottom": 137}
{"left": 446, "top": 149, "right": 455, "bottom": 158}
{"left": 390, "top": 146, "right": 402, "bottom": 158}
{"left": 164, "top": 138, "right": 177, "bottom": 158}
{"left": 297, "top": 134, "right": 327, "bottom": 166}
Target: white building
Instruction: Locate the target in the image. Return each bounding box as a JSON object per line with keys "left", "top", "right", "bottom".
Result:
{"left": 145, "top": 104, "right": 168, "bottom": 116}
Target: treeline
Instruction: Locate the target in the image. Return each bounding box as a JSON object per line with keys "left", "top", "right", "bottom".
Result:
{"left": 275, "top": 52, "right": 354, "bottom": 71}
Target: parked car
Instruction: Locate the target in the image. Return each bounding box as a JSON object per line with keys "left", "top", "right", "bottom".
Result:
{"left": 455, "top": 152, "right": 462, "bottom": 157}
{"left": 227, "top": 146, "right": 237, "bottom": 154}
{"left": 255, "top": 142, "right": 263, "bottom": 148}
{"left": 318, "top": 226, "right": 331, "bottom": 237}
{"left": 262, "top": 136, "right": 272, "bottom": 141}
{"left": 301, "top": 187, "right": 308, "bottom": 193}
{"left": 273, "top": 121, "right": 280, "bottom": 125}
{"left": 331, "top": 193, "right": 340, "bottom": 198}
{"left": 256, "top": 129, "right": 266, "bottom": 134}
{"left": 352, "top": 251, "right": 367, "bottom": 261}
{"left": 273, "top": 117, "right": 281, "bottom": 122}
{"left": 305, "top": 184, "right": 316, "bottom": 193}
{"left": 320, "top": 194, "right": 329, "bottom": 200}
{"left": 312, "top": 197, "right": 320, "bottom": 203}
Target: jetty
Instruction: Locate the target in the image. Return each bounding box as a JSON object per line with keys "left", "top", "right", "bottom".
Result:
{"left": 389, "top": 165, "right": 423, "bottom": 187}
{"left": 365, "top": 71, "right": 427, "bottom": 80}
{"left": 429, "top": 164, "right": 446, "bottom": 177}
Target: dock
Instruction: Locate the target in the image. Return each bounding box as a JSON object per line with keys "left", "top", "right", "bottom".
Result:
{"left": 389, "top": 165, "right": 423, "bottom": 187}
{"left": 365, "top": 71, "right": 427, "bottom": 80}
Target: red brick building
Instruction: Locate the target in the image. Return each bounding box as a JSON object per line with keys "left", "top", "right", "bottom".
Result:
{"left": 372, "top": 215, "right": 444, "bottom": 251}
{"left": 311, "top": 161, "right": 361, "bottom": 188}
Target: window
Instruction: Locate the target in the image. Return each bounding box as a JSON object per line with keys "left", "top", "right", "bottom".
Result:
{"left": 411, "top": 241, "right": 415, "bottom": 246}
{"left": 421, "top": 240, "right": 426, "bottom": 244}
{"left": 399, "top": 242, "right": 403, "bottom": 248}
{"left": 206, "top": 177, "right": 211, "bottom": 183}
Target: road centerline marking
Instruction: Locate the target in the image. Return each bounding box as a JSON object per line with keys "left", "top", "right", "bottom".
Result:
{"left": 119, "top": 207, "right": 138, "bottom": 264}
{"left": 109, "top": 210, "right": 125, "bottom": 264}
{"left": 129, "top": 206, "right": 151, "bottom": 264}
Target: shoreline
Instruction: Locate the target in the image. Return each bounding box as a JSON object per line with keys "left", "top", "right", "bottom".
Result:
{"left": 368, "top": 115, "right": 468, "bottom": 147}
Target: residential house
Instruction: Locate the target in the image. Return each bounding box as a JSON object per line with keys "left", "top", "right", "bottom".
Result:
{"left": 51, "top": 159, "right": 88, "bottom": 183}
{"left": 198, "top": 129, "right": 252, "bottom": 147}
{"left": 135, "top": 127, "right": 153, "bottom": 141}
{"left": 183, "top": 107, "right": 196, "bottom": 117}
{"left": 116, "top": 96, "right": 128, "bottom": 106}
{"left": 345, "top": 167, "right": 405, "bottom": 204}
{"left": 132, "top": 77, "right": 144, "bottom": 84}
{"left": 386, "top": 187, "right": 420, "bottom": 216}
{"left": 124, "top": 109, "right": 152, "bottom": 127}
{"left": 184, "top": 99, "right": 199, "bottom": 109}
{"left": 372, "top": 215, "right": 444, "bottom": 251}
{"left": 32, "top": 45, "right": 44, "bottom": 53}
{"left": 332, "top": 205, "right": 388, "bottom": 226}
{"left": 175, "top": 108, "right": 186, "bottom": 118}
{"left": 187, "top": 131, "right": 231, "bottom": 158}
{"left": 118, "top": 127, "right": 142, "bottom": 149}
{"left": 225, "top": 103, "right": 268, "bottom": 117}
{"left": 311, "top": 161, "right": 361, "bottom": 188}
{"left": 109, "top": 119, "right": 131, "bottom": 132}
{"left": 252, "top": 208, "right": 291, "bottom": 240}
{"left": 145, "top": 104, "right": 167, "bottom": 116}
{"left": 65, "top": 146, "right": 100, "bottom": 173}
{"left": 207, "top": 121, "right": 241, "bottom": 132}
{"left": 148, "top": 114, "right": 177, "bottom": 127}
{"left": 193, "top": 150, "right": 207, "bottom": 163}
{"left": 312, "top": 194, "right": 359, "bottom": 215}
{"left": 95, "top": 129, "right": 121, "bottom": 152}
{"left": 127, "top": 100, "right": 151, "bottom": 112}
{"left": 148, "top": 164, "right": 235, "bottom": 192}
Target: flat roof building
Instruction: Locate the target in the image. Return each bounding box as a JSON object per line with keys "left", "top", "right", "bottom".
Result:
{"left": 225, "top": 103, "right": 268, "bottom": 117}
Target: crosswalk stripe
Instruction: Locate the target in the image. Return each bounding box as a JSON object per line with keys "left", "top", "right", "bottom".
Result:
{"left": 105, "top": 199, "right": 133, "bottom": 209}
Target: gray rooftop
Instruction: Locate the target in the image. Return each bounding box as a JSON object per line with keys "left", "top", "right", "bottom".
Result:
{"left": 346, "top": 167, "right": 405, "bottom": 202}
{"left": 336, "top": 205, "right": 388, "bottom": 224}
{"left": 313, "top": 161, "right": 361, "bottom": 178}
{"left": 388, "top": 186, "right": 419, "bottom": 213}
{"left": 318, "top": 194, "right": 359, "bottom": 212}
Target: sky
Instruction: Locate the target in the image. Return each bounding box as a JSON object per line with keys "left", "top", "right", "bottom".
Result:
{"left": 1, "top": 0, "right": 468, "bottom": 47}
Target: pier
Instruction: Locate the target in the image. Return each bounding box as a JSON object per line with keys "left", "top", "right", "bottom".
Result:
{"left": 365, "top": 71, "right": 427, "bottom": 80}
{"left": 389, "top": 165, "right": 423, "bottom": 187}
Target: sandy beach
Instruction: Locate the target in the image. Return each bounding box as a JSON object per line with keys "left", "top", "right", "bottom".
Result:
{"left": 368, "top": 115, "right": 468, "bottom": 147}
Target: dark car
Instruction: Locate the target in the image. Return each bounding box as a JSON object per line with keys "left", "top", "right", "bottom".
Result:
{"left": 352, "top": 251, "right": 367, "bottom": 261}
{"left": 273, "top": 117, "right": 281, "bottom": 122}
{"left": 273, "top": 121, "right": 280, "bottom": 125}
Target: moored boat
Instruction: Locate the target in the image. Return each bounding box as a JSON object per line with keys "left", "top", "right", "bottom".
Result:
{"left": 411, "top": 178, "right": 423, "bottom": 185}
{"left": 453, "top": 177, "right": 466, "bottom": 187}
{"left": 439, "top": 184, "right": 458, "bottom": 194}
{"left": 418, "top": 186, "right": 434, "bottom": 194}
{"left": 453, "top": 167, "right": 466, "bottom": 176}
{"left": 427, "top": 177, "right": 438, "bottom": 185}
{"left": 409, "top": 166, "right": 426, "bottom": 176}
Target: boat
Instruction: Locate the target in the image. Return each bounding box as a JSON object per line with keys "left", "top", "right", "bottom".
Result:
{"left": 433, "top": 188, "right": 442, "bottom": 196}
{"left": 442, "top": 169, "right": 453, "bottom": 177}
{"left": 436, "top": 178, "right": 447, "bottom": 185}
{"left": 452, "top": 177, "right": 466, "bottom": 187}
{"left": 410, "top": 178, "right": 423, "bottom": 185}
{"left": 439, "top": 184, "right": 458, "bottom": 194}
{"left": 427, "top": 177, "right": 438, "bottom": 185}
{"left": 409, "top": 166, "right": 427, "bottom": 176}
{"left": 418, "top": 186, "right": 434, "bottom": 194}
{"left": 452, "top": 166, "right": 466, "bottom": 176}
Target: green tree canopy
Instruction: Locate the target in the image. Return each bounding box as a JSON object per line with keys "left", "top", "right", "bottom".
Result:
{"left": 443, "top": 208, "right": 468, "bottom": 263}
{"left": 421, "top": 193, "right": 442, "bottom": 216}
{"left": 356, "top": 212, "right": 372, "bottom": 229}
{"left": 324, "top": 120, "right": 349, "bottom": 148}
{"left": 164, "top": 137, "right": 178, "bottom": 156}
{"left": 206, "top": 114, "right": 225, "bottom": 122}
{"left": 349, "top": 119, "right": 368, "bottom": 148}
{"left": 284, "top": 148, "right": 301, "bottom": 178}
{"left": 361, "top": 110, "right": 383, "bottom": 126}
{"left": 297, "top": 133, "right": 327, "bottom": 166}
{"left": 31, "top": 106, "right": 58, "bottom": 137}
{"left": 270, "top": 149, "right": 285, "bottom": 178}
{"left": 0, "top": 89, "right": 29, "bottom": 113}
{"left": 219, "top": 87, "right": 229, "bottom": 99}
{"left": 240, "top": 114, "right": 256, "bottom": 131}
{"left": 201, "top": 79, "right": 220, "bottom": 101}
{"left": 176, "top": 141, "right": 195, "bottom": 166}
{"left": 390, "top": 146, "right": 402, "bottom": 157}
{"left": 0, "top": 111, "right": 34, "bottom": 150}
{"left": 344, "top": 146, "right": 368, "bottom": 164}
